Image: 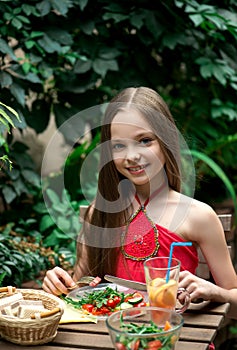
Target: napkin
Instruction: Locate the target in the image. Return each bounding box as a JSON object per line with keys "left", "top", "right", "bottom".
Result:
{"left": 59, "top": 301, "right": 97, "bottom": 324}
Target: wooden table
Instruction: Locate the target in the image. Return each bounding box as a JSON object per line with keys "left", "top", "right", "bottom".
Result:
{"left": 0, "top": 301, "right": 230, "bottom": 350}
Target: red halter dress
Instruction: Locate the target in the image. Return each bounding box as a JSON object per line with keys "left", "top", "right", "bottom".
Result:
{"left": 116, "top": 189, "right": 198, "bottom": 283}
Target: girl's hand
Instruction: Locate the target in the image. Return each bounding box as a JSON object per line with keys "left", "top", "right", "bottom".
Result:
{"left": 178, "top": 270, "right": 219, "bottom": 302}
{"left": 42, "top": 266, "right": 75, "bottom": 295}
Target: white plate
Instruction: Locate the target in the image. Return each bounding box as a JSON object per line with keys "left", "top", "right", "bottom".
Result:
{"left": 66, "top": 283, "right": 147, "bottom": 320}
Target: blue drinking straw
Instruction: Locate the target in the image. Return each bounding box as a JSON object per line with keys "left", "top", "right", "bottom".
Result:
{"left": 166, "top": 242, "right": 192, "bottom": 282}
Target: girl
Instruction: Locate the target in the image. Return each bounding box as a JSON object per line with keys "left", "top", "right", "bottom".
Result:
{"left": 42, "top": 87, "right": 237, "bottom": 316}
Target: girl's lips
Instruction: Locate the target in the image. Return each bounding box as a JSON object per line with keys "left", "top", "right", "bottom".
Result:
{"left": 127, "top": 164, "right": 147, "bottom": 174}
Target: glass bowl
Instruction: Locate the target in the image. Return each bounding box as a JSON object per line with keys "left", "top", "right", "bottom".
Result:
{"left": 106, "top": 306, "right": 183, "bottom": 350}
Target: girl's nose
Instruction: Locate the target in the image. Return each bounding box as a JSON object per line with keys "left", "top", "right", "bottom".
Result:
{"left": 126, "top": 146, "right": 141, "bottom": 162}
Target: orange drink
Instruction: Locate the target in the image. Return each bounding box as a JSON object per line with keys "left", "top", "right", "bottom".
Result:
{"left": 144, "top": 257, "right": 190, "bottom": 314}
{"left": 147, "top": 277, "right": 178, "bottom": 309}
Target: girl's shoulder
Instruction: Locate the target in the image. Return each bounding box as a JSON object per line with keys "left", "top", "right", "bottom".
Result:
{"left": 169, "top": 191, "right": 220, "bottom": 240}
{"left": 171, "top": 190, "right": 216, "bottom": 218}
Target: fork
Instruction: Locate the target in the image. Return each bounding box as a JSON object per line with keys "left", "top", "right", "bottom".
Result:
{"left": 67, "top": 276, "right": 96, "bottom": 290}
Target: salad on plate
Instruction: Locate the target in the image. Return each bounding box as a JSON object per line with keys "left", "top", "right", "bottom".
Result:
{"left": 63, "top": 283, "right": 147, "bottom": 318}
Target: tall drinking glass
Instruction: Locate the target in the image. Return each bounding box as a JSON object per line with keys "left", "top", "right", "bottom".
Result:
{"left": 144, "top": 257, "right": 190, "bottom": 313}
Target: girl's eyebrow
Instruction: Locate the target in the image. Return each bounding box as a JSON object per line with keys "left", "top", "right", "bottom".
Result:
{"left": 111, "top": 131, "right": 155, "bottom": 141}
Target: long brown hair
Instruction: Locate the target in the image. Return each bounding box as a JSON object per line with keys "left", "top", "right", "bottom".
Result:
{"left": 76, "top": 87, "right": 181, "bottom": 278}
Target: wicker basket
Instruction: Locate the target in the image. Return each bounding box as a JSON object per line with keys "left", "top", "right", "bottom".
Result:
{"left": 0, "top": 287, "right": 64, "bottom": 345}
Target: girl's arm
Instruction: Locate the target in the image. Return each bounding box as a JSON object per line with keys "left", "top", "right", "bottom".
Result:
{"left": 180, "top": 202, "right": 237, "bottom": 317}
{"left": 179, "top": 270, "right": 237, "bottom": 318}
{"left": 184, "top": 201, "right": 237, "bottom": 289}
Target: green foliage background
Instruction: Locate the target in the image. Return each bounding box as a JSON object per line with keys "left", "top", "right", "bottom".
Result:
{"left": 0, "top": 0, "right": 237, "bottom": 285}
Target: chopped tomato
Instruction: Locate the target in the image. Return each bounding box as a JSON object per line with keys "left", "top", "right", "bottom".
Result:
{"left": 115, "top": 343, "right": 127, "bottom": 350}
{"left": 82, "top": 304, "right": 94, "bottom": 313}
{"left": 113, "top": 295, "right": 122, "bottom": 305}
{"left": 92, "top": 306, "right": 111, "bottom": 315}
{"left": 132, "top": 340, "right": 140, "bottom": 350}
{"left": 100, "top": 306, "right": 111, "bottom": 314}
{"left": 146, "top": 340, "right": 162, "bottom": 349}
{"left": 107, "top": 298, "right": 116, "bottom": 308}
{"left": 91, "top": 307, "right": 103, "bottom": 315}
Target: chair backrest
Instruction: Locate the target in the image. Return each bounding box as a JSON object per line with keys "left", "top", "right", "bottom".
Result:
{"left": 196, "top": 213, "right": 233, "bottom": 279}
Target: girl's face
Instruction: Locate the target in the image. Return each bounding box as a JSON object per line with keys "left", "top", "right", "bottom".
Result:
{"left": 110, "top": 108, "right": 165, "bottom": 190}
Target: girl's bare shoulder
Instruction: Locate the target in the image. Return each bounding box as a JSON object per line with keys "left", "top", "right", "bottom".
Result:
{"left": 172, "top": 191, "right": 216, "bottom": 219}
{"left": 170, "top": 191, "right": 220, "bottom": 240}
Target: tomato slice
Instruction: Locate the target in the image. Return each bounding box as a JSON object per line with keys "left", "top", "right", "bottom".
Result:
{"left": 147, "top": 339, "right": 162, "bottom": 349}
{"left": 91, "top": 306, "right": 111, "bottom": 315}
{"left": 100, "top": 306, "right": 111, "bottom": 314}
{"left": 113, "top": 295, "right": 122, "bottom": 306}
{"left": 107, "top": 298, "right": 116, "bottom": 308}
{"left": 92, "top": 307, "right": 103, "bottom": 315}
{"left": 82, "top": 304, "right": 94, "bottom": 313}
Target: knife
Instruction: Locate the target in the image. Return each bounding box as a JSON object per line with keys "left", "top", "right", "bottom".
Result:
{"left": 104, "top": 275, "right": 147, "bottom": 291}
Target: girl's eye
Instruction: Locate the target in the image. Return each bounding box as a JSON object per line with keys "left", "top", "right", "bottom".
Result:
{"left": 140, "top": 137, "right": 153, "bottom": 145}
{"left": 112, "top": 143, "right": 125, "bottom": 151}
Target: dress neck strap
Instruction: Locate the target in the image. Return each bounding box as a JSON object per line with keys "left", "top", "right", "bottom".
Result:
{"left": 135, "top": 182, "right": 166, "bottom": 208}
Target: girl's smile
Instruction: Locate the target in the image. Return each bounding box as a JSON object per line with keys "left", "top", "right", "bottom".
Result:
{"left": 126, "top": 164, "right": 147, "bottom": 175}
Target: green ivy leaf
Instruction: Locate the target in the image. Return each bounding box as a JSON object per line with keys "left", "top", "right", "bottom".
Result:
{"left": 93, "top": 58, "right": 118, "bottom": 77}
{"left": 33, "top": 202, "right": 48, "bottom": 214}
{"left": 200, "top": 63, "right": 213, "bottom": 78}
{"left": 40, "top": 214, "right": 55, "bottom": 232}
{"left": 145, "top": 12, "right": 164, "bottom": 39}
{"left": 52, "top": 202, "right": 68, "bottom": 213}
{"left": 25, "top": 40, "right": 35, "bottom": 49}
{"left": 98, "top": 48, "right": 120, "bottom": 60}
{"left": 12, "top": 17, "right": 22, "bottom": 29}
{"left": 23, "top": 72, "right": 42, "bottom": 84}
{"left": 10, "top": 83, "right": 25, "bottom": 106}
{"left": 17, "top": 15, "right": 31, "bottom": 24}
{"left": 0, "top": 38, "right": 17, "bottom": 60}
{"left": 212, "top": 65, "right": 226, "bottom": 85}
{"left": 36, "top": 0, "right": 51, "bottom": 16}
{"left": 50, "top": 0, "right": 70, "bottom": 16}
{"left": 22, "top": 62, "right": 31, "bottom": 74}
{"left": 1, "top": 265, "right": 12, "bottom": 276}
{"left": 102, "top": 12, "right": 128, "bottom": 23}
{"left": 130, "top": 13, "right": 145, "bottom": 29}
{"left": 22, "top": 169, "right": 41, "bottom": 187}
{"left": 78, "top": 0, "right": 88, "bottom": 11}
{"left": 46, "top": 188, "right": 60, "bottom": 205}
{"left": 204, "top": 14, "right": 226, "bottom": 30}
{"left": 162, "top": 33, "right": 186, "bottom": 49}
{"left": 57, "top": 216, "right": 71, "bottom": 232}
{"left": 2, "top": 185, "right": 16, "bottom": 204}
{"left": 189, "top": 14, "right": 203, "bottom": 26}
{"left": 30, "top": 31, "right": 44, "bottom": 39}
{"left": 13, "top": 178, "right": 28, "bottom": 196}
{"left": 37, "top": 34, "right": 62, "bottom": 53}
{"left": 43, "top": 229, "right": 69, "bottom": 247}
{"left": 22, "top": 4, "right": 39, "bottom": 16}
{"left": 74, "top": 59, "right": 91, "bottom": 74}
{"left": 0, "top": 71, "right": 13, "bottom": 88}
